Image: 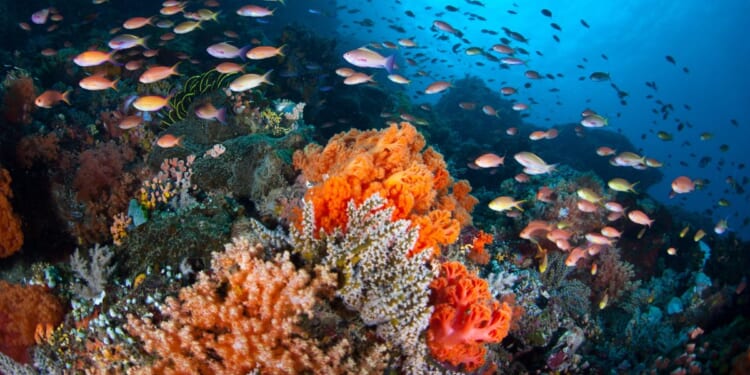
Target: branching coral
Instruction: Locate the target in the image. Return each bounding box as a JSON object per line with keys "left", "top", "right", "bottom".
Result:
{"left": 427, "top": 261, "right": 514, "bottom": 372}
{"left": 0, "top": 168, "right": 23, "bottom": 258}
{"left": 290, "top": 194, "right": 437, "bottom": 372}
{"left": 293, "top": 121, "right": 478, "bottom": 257}
{"left": 127, "top": 237, "right": 377, "bottom": 374}
{"left": 0, "top": 281, "right": 64, "bottom": 364}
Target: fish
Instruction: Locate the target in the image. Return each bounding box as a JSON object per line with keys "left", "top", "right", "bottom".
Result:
{"left": 73, "top": 50, "right": 116, "bottom": 67}
{"left": 195, "top": 103, "right": 227, "bottom": 124}
{"left": 139, "top": 62, "right": 181, "bottom": 84}
{"left": 118, "top": 115, "right": 143, "bottom": 130}
{"left": 714, "top": 218, "right": 729, "bottom": 234}
{"left": 31, "top": 8, "right": 50, "bottom": 25}
{"left": 581, "top": 114, "right": 608, "bottom": 128}
{"left": 156, "top": 134, "right": 183, "bottom": 148}
{"left": 173, "top": 20, "right": 202, "bottom": 34}
{"left": 514, "top": 152, "right": 556, "bottom": 174}
{"left": 628, "top": 210, "right": 654, "bottom": 227}
{"left": 474, "top": 153, "right": 504, "bottom": 168}
{"left": 229, "top": 70, "right": 274, "bottom": 91}
{"left": 693, "top": 229, "right": 706, "bottom": 242}
{"left": 679, "top": 225, "right": 690, "bottom": 238}
{"left": 207, "top": 42, "right": 250, "bottom": 59}
{"left": 387, "top": 74, "right": 410, "bottom": 84}
{"left": 35, "top": 90, "right": 71, "bottom": 108}
{"left": 671, "top": 176, "right": 695, "bottom": 194}
{"left": 541, "top": 9, "right": 552, "bottom": 17}
{"left": 108, "top": 34, "right": 149, "bottom": 50}
{"left": 589, "top": 72, "right": 610, "bottom": 81}
{"left": 123, "top": 16, "right": 154, "bottom": 30}
{"left": 79, "top": 75, "right": 118, "bottom": 91}
{"left": 608, "top": 178, "right": 638, "bottom": 193}
{"left": 577, "top": 188, "right": 603, "bottom": 203}
{"left": 215, "top": 62, "right": 245, "bottom": 74}
{"left": 343, "top": 47, "right": 396, "bottom": 73}
{"left": 488, "top": 196, "right": 525, "bottom": 212}
{"left": 236, "top": 5, "right": 274, "bottom": 17}
{"left": 343, "top": 72, "right": 374, "bottom": 85}
{"left": 246, "top": 45, "right": 285, "bottom": 60}
{"left": 133, "top": 95, "right": 171, "bottom": 111}
{"left": 424, "top": 81, "right": 451, "bottom": 94}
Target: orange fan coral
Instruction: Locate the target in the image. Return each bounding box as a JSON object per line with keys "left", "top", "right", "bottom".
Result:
{"left": 0, "top": 168, "right": 23, "bottom": 258}
{"left": 427, "top": 262, "right": 514, "bottom": 372}
{"left": 0, "top": 281, "right": 64, "bottom": 363}
{"left": 293, "top": 122, "right": 478, "bottom": 257}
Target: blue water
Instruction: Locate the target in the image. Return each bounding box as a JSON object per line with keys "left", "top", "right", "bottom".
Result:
{"left": 302, "top": 0, "right": 750, "bottom": 238}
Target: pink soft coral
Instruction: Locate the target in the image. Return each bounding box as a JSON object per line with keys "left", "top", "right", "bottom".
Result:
{"left": 427, "top": 262, "right": 514, "bottom": 372}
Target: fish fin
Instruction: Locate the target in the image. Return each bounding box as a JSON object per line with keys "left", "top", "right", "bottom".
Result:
{"left": 172, "top": 61, "right": 182, "bottom": 75}
{"left": 238, "top": 45, "right": 251, "bottom": 61}
{"left": 216, "top": 107, "right": 227, "bottom": 125}
{"left": 111, "top": 78, "right": 119, "bottom": 92}
{"left": 277, "top": 44, "right": 286, "bottom": 57}
{"left": 384, "top": 54, "right": 396, "bottom": 74}
{"left": 61, "top": 90, "right": 72, "bottom": 105}
{"left": 262, "top": 69, "right": 274, "bottom": 85}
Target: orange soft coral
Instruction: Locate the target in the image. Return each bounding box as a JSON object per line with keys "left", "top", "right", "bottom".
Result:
{"left": 127, "top": 238, "right": 359, "bottom": 375}
{"left": 468, "top": 230, "right": 494, "bottom": 265}
{"left": 293, "top": 122, "right": 477, "bottom": 257}
{"left": 0, "top": 168, "right": 23, "bottom": 258}
{"left": 427, "top": 262, "right": 513, "bottom": 372}
{"left": 0, "top": 281, "right": 64, "bottom": 363}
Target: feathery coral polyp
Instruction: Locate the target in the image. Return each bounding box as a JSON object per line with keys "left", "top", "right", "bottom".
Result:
{"left": 427, "top": 262, "right": 514, "bottom": 372}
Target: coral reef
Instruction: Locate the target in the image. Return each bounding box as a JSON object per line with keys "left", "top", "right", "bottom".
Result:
{"left": 0, "top": 281, "right": 64, "bottom": 364}
{"left": 2, "top": 70, "right": 35, "bottom": 125}
{"left": 127, "top": 237, "right": 381, "bottom": 374}
{"left": 427, "top": 261, "right": 514, "bottom": 372}
{"left": 293, "top": 121, "right": 478, "bottom": 257}
{"left": 0, "top": 167, "right": 23, "bottom": 258}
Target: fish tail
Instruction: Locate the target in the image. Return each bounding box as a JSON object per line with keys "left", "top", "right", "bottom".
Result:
{"left": 277, "top": 44, "right": 286, "bottom": 57}
{"left": 263, "top": 69, "right": 274, "bottom": 85}
{"left": 211, "top": 10, "right": 222, "bottom": 22}
{"left": 238, "top": 45, "right": 251, "bottom": 61}
{"left": 630, "top": 181, "right": 639, "bottom": 193}
{"left": 216, "top": 107, "right": 227, "bottom": 125}
{"left": 172, "top": 61, "right": 182, "bottom": 75}
{"left": 111, "top": 78, "right": 119, "bottom": 92}
{"left": 61, "top": 90, "right": 72, "bottom": 105}
{"left": 384, "top": 54, "right": 396, "bottom": 74}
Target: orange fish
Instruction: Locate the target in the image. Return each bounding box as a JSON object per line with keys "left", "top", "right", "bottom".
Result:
{"left": 133, "top": 95, "right": 170, "bottom": 111}
{"left": 246, "top": 45, "right": 285, "bottom": 60}
{"left": 215, "top": 62, "right": 245, "bottom": 74}
{"left": 118, "top": 115, "right": 143, "bottom": 130}
{"left": 35, "top": 89, "right": 71, "bottom": 108}
{"left": 79, "top": 75, "right": 118, "bottom": 91}
{"left": 474, "top": 153, "right": 504, "bottom": 168}
{"left": 156, "top": 133, "right": 183, "bottom": 148}
{"left": 628, "top": 210, "right": 654, "bottom": 227}
{"left": 139, "top": 62, "right": 181, "bottom": 84}
{"left": 73, "top": 50, "right": 115, "bottom": 67}
{"left": 424, "top": 80, "right": 451, "bottom": 94}
{"left": 671, "top": 176, "right": 695, "bottom": 194}
{"left": 123, "top": 16, "right": 154, "bottom": 30}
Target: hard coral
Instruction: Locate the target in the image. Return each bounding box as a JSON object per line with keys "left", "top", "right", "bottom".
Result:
{"left": 0, "top": 281, "right": 64, "bottom": 364}
{"left": 427, "top": 262, "right": 513, "bottom": 372}
{"left": 293, "top": 122, "right": 478, "bottom": 257}
{"left": 0, "top": 168, "right": 23, "bottom": 258}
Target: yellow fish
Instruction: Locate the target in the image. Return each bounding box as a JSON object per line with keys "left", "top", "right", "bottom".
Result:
{"left": 608, "top": 178, "right": 638, "bottom": 193}
{"left": 599, "top": 292, "right": 609, "bottom": 309}
{"left": 693, "top": 229, "right": 706, "bottom": 242}
{"left": 679, "top": 225, "right": 690, "bottom": 238}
